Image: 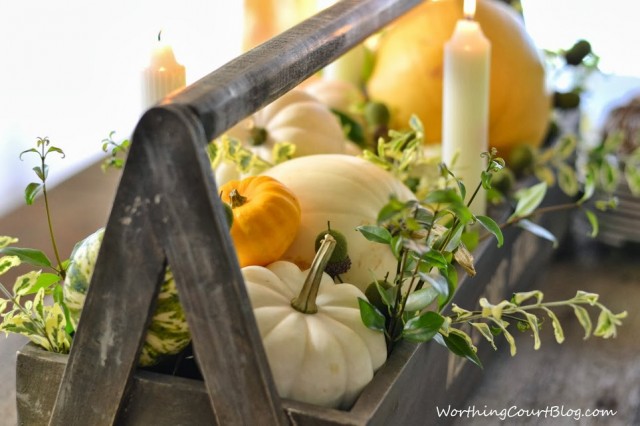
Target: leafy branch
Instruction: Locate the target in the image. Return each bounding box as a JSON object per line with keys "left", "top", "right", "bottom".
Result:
{"left": 0, "top": 137, "right": 74, "bottom": 352}
{"left": 0, "top": 238, "right": 72, "bottom": 352}
{"left": 101, "top": 131, "right": 131, "bottom": 172}
{"left": 18, "top": 137, "right": 67, "bottom": 278}
{"left": 448, "top": 290, "right": 627, "bottom": 361}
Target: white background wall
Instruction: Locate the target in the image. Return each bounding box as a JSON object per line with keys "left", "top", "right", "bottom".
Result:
{"left": 1, "top": 0, "right": 639, "bottom": 217}
{"left": 0, "top": 1, "right": 243, "bottom": 216}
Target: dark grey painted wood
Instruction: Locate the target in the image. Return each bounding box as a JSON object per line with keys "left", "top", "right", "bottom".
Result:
{"left": 137, "top": 105, "right": 287, "bottom": 425}
{"left": 48, "top": 136, "right": 168, "bottom": 426}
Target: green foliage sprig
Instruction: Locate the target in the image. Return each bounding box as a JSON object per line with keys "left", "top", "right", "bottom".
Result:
{"left": 101, "top": 131, "right": 131, "bottom": 172}
{"left": 208, "top": 135, "right": 295, "bottom": 176}
{"left": 357, "top": 125, "right": 625, "bottom": 366}
{"left": 0, "top": 138, "right": 73, "bottom": 352}
{"left": 0, "top": 237, "right": 71, "bottom": 352}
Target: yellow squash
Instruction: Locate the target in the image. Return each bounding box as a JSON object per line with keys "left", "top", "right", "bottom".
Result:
{"left": 219, "top": 176, "right": 301, "bottom": 267}
{"left": 367, "top": 0, "right": 551, "bottom": 158}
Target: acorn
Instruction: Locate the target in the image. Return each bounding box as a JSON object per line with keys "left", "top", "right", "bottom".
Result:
{"left": 364, "top": 101, "right": 391, "bottom": 127}
{"left": 314, "top": 225, "right": 351, "bottom": 279}
{"left": 553, "top": 91, "right": 581, "bottom": 110}
{"left": 564, "top": 39, "right": 591, "bottom": 66}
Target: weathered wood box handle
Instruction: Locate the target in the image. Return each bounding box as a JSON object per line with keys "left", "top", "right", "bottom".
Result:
{"left": 47, "top": 1, "right": 424, "bottom": 425}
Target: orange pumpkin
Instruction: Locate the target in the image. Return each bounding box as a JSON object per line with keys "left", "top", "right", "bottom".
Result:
{"left": 367, "top": 0, "right": 551, "bottom": 158}
{"left": 219, "top": 176, "right": 301, "bottom": 267}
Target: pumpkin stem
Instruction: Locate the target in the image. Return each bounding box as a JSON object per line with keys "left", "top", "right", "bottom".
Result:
{"left": 249, "top": 126, "right": 268, "bottom": 146}
{"left": 229, "top": 189, "right": 248, "bottom": 208}
{"left": 291, "top": 234, "right": 336, "bottom": 314}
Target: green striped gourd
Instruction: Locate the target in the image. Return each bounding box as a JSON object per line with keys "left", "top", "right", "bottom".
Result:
{"left": 63, "top": 228, "right": 190, "bottom": 366}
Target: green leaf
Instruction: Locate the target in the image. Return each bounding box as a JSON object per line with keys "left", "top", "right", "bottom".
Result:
{"left": 557, "top": 162, "right": 579, "bottom": 196}
{"left": 583, "top": 209, "right": 599, "bottom": 238}
{"left": 424, "top": 188, "right": 463, "bottom": 205}
{"left": 553, "top": 135, "right": 577, "bottom": 159}
{"left": 13, "top": 271, "right": 41, "bottom": 296}
{"left": 512, "top": 290, "right": 543, "bottom": 305}
{"left": 475, "top": 215, "right": 504, "bottom": 247}
{"left": 24, "top": 182, "right": 43, "bottom": 205}
{"left": 404, "top": 287, "right": 439, "bottom": 312}
{"left": 330, "top": 108, "right": 366, "bottom": 147}
{"left": 625, "top": 157, "right": 640, "bottom": 196}
{"left": 599, "top": 159, "right": 620, "bottom": 193}
{"left": 19, "top": 148, "right": 39, "bottom": 160}
{"left": 542, "top": 307, "right": 565, "bottom": 343}
{"left": 46, "top": 146, "right": 66, "bottom": 158}
{"left": 574, "top": 290, "right": 599, "bottom": 305}
{"left": 517, "top": 219, "right": 558, "bottom": 248}
{"left": 418, "top": 271, "right": 449, "bottom": 297}
{"left": 53, "top": 284, "right": 74, "bottom": 336}
{"left": 356, "top": 225, "right": 392, "bottom": 244}
{"left": 376, "top": 198, "right": 407, "bottom": 223}
{"left": 523, "top": 312, "right": 541, "bottom": 350}
{"left": 358, "top": 298, "right": 386, "bottom": 332}
{"left": 480, "top": 171, "right": 493, "bottom": 190}
{"left": 403, "top": 311, "right": 445, "bottom": 343}
{"left": 0, "top": 237, "right": 18, "bottom": 249}
{"left": 434, "top": 330, "right": 482, "bottom": 368}
{"left": 0, "top": 247, "right": 53, "bottom": 269}
{"left": 509, "top": 182, "right": 547, "bottom": 221}
{"left": 570, "top": 304, "right": 592, "bottom": 339}
{"left": 470, "top": 322, "right": 497, "bottom": 350}
{"left": 0, "top": 255, "right": 21, "bottom": 276}
{"left": 488, "top": 318, "right": 517, "bottom": 356}
{"left": 33, "top": 165, "right": 47, "bottom": 181}
{"left": 578, "top": 171, "right": 596, "bottom": 205}
{"left": 534, "top": 166, "right": 555, "bottom": 186}
{"left": 272, "top": 142, "right": 295, "bottom": 165}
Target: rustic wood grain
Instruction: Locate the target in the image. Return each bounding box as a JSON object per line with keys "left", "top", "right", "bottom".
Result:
{"left": 137, "top": 105, "right": 287, "bottom": 425}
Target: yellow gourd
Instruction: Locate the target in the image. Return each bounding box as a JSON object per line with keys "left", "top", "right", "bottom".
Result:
{"left": 367, "top": 0, "right": 551, "bottom": 158}
{"left": 219, "top": 176, "right": 301, "bottom": 267}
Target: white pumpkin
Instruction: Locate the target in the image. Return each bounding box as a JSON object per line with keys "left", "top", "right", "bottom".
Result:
{"left": 303, "top": 79, "right": 366, "bottom": 117}
{"left": 242, "top": 235, "right": 386, "bottom": 409}
{"left": 264, "top": 154, "right": 416, "bottom": 291}
{"left": 226, "top": 89, "right": 346, "bottom": 162}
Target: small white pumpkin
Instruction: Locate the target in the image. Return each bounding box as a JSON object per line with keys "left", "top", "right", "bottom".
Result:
{"left": 226, "top": 89, "right": 346, "bottom": 161}
{"left": 264, "top": 154, "right": 416, "bottom": 290}
{"left": 303, "top": 79, "right": 366, "bottom": 117}
{"left": 243, "top": 235, "right": 387, "bottom": 409}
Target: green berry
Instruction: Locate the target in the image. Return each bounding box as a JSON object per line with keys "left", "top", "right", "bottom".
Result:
{"left": 553, "top": 91, "right": 581, "bottom": 110}
{"left": 364, "top": 101, "right": 391, "bottom": 127}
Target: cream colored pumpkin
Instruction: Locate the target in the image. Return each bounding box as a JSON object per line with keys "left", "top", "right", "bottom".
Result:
{"left": 303, "top": 78, "right": 366, "bottom": 117}
{"left": 227, "top": 89, "right": 346, "bottom": 161}
{"left": 264, "top": 154, "right": 416, "bottom": 290}
{"left": 242, "top": 235, "right": 386, "bottom": 408}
